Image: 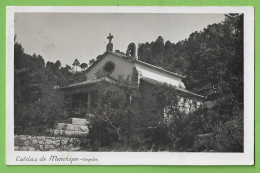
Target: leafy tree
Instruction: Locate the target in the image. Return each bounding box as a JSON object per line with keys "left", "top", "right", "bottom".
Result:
{"left": 72, "top": 59, "right": 80, "bottom": 72}
{"left": 14, "top": 41, "right": 24, "bottom": 69}
{"left": 59, "top": 64, "right": 73, "bottom": 81}
{"left": 80, "top": 63, "right": 88, "bottom": 70}
{"left": 89, "top": 59, "right": 95, "bottom": 66}
{"left": 150, "top": 84, "right": 198, "bottom": 151}
{"left": 14, "top": 40, "right": 68, "bottom": 133}
{"left": 71, "top": 71, "right": 87, "bottom": 84}
{"left": 54, "top": 60, "right": 62, "bottom": 69}
{"left": 15, "top": 68, "right": 67, "bottom": 127}
{"left": 65, "top": 64, "right": 72, "bottom": 71}
{"left": 88, "top": 76, "right": 141, "bottom": 150}
{"left": 46, "top": 61, "right": 55, "bottom": 70}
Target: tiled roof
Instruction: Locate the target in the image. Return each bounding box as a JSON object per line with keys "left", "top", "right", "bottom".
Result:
{"left": 140, "top": 77, "right": 205, "bottom": 99}
{"left": 58, "top": 76, "right": 116, "bottom": 90}
{"left": 135, "top": 59, "right": 185, "bottom": 78}
{"left": 85, "top": 51, "right": 185, "bottom": 79}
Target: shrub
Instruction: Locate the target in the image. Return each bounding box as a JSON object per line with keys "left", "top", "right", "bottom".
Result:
{"left": 193, "top": 113, "right": 243, "bottom": 152}
{"left": 87, "top": 119, "right": 119, "bottom": 151}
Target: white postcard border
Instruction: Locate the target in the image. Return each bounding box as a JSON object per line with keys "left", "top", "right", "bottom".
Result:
{"left": 6, "top": 6, "right": 254, "bottom": 165}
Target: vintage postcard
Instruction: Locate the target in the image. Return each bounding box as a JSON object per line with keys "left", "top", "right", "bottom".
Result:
{"left": 6, "top": 6, "right": 254, "bottom": 165}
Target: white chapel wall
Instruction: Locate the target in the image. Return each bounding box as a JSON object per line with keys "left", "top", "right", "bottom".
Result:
{"left": 134, "top": 63, "right": 184, "bottom": 88}
{"left": 86, "top": 53, "right": 135, "bottom": 80}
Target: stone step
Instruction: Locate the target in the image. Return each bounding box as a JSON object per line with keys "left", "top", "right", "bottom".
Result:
{"left": 54, "top": 123, "right": 67, "bottom": 130}
{"left": 54, "top": 123, "right": 89, "bottom": 132}
{"left": 53, "top": 129, "right": 88, "bottom": 137}
{"left": 66, "top": 118, "right": 90, "bottom": 126}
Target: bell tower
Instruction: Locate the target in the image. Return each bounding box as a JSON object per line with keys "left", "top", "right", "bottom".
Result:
{"left": 106, "top": 33, "right": 114, "bottom": 52}
{"left": 126, "top": 43, "right": 137, "bottom": 60}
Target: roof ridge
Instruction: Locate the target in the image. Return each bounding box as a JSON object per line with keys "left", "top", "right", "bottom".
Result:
{"left": 59, "top": 76, "right": 115, "bottom": 90}
{"left": 85, "top": 51, "right": 185, "bottom": 79}
{"left": 135, "top": 59, "right": 186, "bottom": 78}
{"left": 140, "top": 77, "right": 204, "bottom": 99}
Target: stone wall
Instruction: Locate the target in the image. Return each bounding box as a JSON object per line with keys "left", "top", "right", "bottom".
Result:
{"left": 14, "top": 135, "right": 87, "bottom": 151}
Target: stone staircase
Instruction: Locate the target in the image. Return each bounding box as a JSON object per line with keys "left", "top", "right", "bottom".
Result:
{"left": 53, "top": 118, "right": 90, "bottom": 137}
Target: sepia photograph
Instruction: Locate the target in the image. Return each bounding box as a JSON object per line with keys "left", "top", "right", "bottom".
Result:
{"left": 6, "top": 6, "right": 254, "bottom": 165}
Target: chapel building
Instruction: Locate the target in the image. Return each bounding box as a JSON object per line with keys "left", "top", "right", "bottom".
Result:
{"left": 59, "top": 34, "right": 204, "bottom": 121}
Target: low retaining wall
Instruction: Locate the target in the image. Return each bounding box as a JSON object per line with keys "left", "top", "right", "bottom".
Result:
{"left": 14, "top": 135, "right": 87, "bottom": 151}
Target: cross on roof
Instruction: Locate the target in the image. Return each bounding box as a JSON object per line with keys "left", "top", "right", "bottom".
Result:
{"left": 107, "top": 33, "right": 114, "bottom": 43}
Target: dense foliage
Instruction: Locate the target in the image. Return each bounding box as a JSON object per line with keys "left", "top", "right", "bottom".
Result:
{"left": 138, "top": 14, "right": 243, "bottom": 98}
{"left": 87, "top": 76, "right": 141, "bottom": 150}
{"left": 14, "top": 39, "right": 88, "bottom": 133}
{"left": 137, "top": 14, "right": 244, "bottom": 152}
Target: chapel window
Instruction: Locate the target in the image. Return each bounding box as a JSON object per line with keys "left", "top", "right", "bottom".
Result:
{"left": 103, "top": 61, "right": 115, "bottom": 74}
